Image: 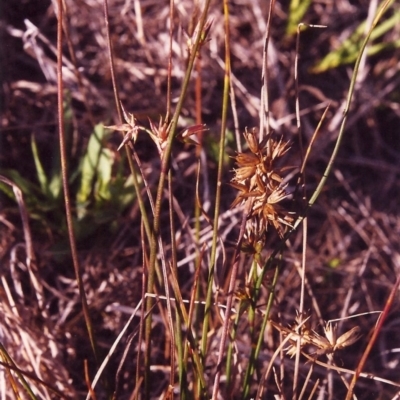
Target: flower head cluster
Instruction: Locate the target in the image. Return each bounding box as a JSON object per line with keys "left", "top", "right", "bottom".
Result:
{"left": 231, "top": 128, "right": 293, "bottom": 246}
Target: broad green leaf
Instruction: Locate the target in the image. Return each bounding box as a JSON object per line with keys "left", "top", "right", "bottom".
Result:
{"left": 49, "top": 172, "right": 62, "bottom": 200}
{"left": 31, "top": 134, "right": 49, "bottom": 196}
{"left": 76, "top": 124, "right": 108, "bottom": 218}
{"left": 94, "top": 148, "right": 113, "bottom": 202}
{"left": 31, "top": 133, "right": 62, "bottom": 201}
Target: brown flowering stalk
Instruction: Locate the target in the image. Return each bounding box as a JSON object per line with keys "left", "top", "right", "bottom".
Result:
{"left": 231, "top": 128, "right": 293, "bottom": 252}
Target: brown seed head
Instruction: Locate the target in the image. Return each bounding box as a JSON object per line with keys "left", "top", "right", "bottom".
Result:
{"left": 231, "top": 129, "right": 293, "bottom": 239}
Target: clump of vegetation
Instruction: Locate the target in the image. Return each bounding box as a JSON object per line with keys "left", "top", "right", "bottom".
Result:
{"left": 1, "top": 0, "right": 400, "bottom": 399}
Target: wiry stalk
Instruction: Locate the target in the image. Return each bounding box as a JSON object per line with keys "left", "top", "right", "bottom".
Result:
{"left": 242, "top": 258, "right": 280, "bottom": 398}
{"left": 293, "top": 22, "right": 306, "bottom": 400}
{"left": 200, "top": 0, "right": 232, "bottom": 364}
{"left": 167, "top": 172, "right": 178, "bottom": 391}
{"left": 212, "top": 203, "right": 251, "bottom": 400}
{"left": 56, "top": 0, "right": 99, "bottom": 368}
{"left": 193, "top": 21, "right": 206, "bottom": 366}
{"left": 168, "top": 262, "right": 208, "bottom": 394}
{"left": 225, "top": 256, "right": 256, "bottom": 395}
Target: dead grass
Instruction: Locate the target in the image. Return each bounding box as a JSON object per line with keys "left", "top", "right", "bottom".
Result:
{"left": 1, "top": 0, "right": 400, "bottom": 399}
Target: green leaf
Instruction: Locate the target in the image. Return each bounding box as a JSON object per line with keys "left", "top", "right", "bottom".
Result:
{"left": 76, "top": 124, "right": 108, "bottom": 218}
{"left": 312, "top": 7, "right": 399, "bottom": 73}
{"left": 31, "top": 134, "right": 49, "bottom": 196}
{"left": 0, "top": 169, "right": 40, "bottom": 206}
{"left": 94, "top": 147, "right": 113, "bottom": 202}
{"left": 30, "top": 133, "right": 62, "bottom": 201}
{"left": 0, "top": 180, "right": 15, "bottom": 200}
{"left": 286, "top": 0, "right": 313, "bottom": 36}
{"left": 48, "top": 172, "right": 62, "bottom": 200}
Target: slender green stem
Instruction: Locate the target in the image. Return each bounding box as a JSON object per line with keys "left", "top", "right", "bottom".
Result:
{"left": 307, "top": 0, "right": 392, "bottom": 210}
{"left": 242, "top": 262, "right": 280, "bottom": 398}
{"left": 247, "top": 260, "right": 258, "bottom": 336}
{"left": 201, "top": 0, "right": 231, "bottom": 361}
{"left": 227, "top": 259, "right": 256, "bottom": 394}
{"left": 225, "top": 288, "right": 250, "bottom": 394}
{"left": 167, "top": 172, "right": 183, "bottom": 395}
{"left": 212, "top": 202, "right": 250, "bottom": 399}
{"left": 193, "top": 55, "right": 204, "bottom": 346}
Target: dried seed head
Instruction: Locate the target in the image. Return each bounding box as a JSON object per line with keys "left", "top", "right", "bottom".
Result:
{"left": 324, "top": 323, "right": 362, "bottom": 352}
{"left": 243, "top": 127, "right": 263, "bottom": 154}
{"left": 231, "top": 129, "right": 293, "bottom": 241}
{"left": 270, "top": 313, "right": 313, "bottom": 358}
{"left": 147, "top": 116, "right": 171, "bottom": 155}
{"left": 271, "top": 314, "right": 362, "bottom": 358}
